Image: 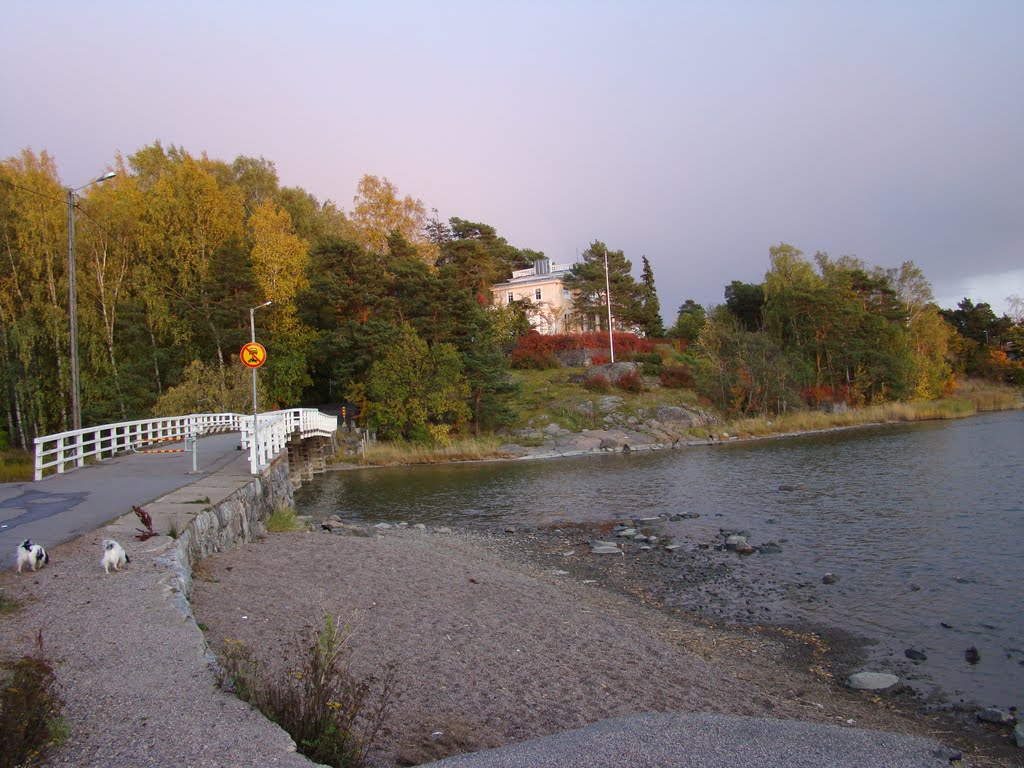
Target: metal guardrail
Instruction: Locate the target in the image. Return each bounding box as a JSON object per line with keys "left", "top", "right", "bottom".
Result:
{"left": 33, "top": 409, "right": 337, "bottom": 480}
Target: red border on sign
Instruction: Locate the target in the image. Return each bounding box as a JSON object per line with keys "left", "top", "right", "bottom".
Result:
{"left": 240, "top": 342, "right": 267, "bottom": 368}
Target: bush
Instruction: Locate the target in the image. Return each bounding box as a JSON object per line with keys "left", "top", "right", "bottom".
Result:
{"left": 660, "top": 366, "right": 694, "bottom": 389}
{"left": 510, "top": 331, "right": 655, "bottom": 365}
{"left": 510, "top": 347, "right": 560, "bottom": 370}
{"left": 616, "top": 370, "right": 644, "bottom": 393}
{"left": 218, "top": 613, "right": 396, "bottom": 768}
{"left": 267, "top": 506, "right": 307, "bottom": 533}
{"left": 584, "top": 374, "right": 611, "bottom": 392}
{"left": 0, "top": 639, "right": 65, "bottom": 768}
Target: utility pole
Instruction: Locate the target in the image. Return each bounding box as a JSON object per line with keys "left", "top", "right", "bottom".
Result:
{"left": 604, "top": 248, "right": 615, "bottom": 363}
{"left": 67, "top": 171, "right": 116, "bottom": 431}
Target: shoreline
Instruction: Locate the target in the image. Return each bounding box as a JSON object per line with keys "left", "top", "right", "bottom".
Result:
{"left": 190, "top": 522, "right": 1023, "bottom": 767}
{"left": 335, "top": 398, "right": 1023, "bottom": 470}
{"left": 304, "top": 408, "right": 1024, "bottom": 760}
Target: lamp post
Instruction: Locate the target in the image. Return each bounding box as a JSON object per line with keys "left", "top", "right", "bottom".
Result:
{"left": 249, "top": 301, "right": 272, "bottom": 473}
{"left": 67, "top": 170, "right": 116, "bottom": 431}
{"left": 604, "top": 248, "right": 615, "bottom": 363}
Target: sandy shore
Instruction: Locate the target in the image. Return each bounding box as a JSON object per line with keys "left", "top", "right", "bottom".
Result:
{"left": 190, "top": 525, "right": 1021, "bottom": 767}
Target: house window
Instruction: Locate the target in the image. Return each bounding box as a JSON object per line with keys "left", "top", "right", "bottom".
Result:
{"left": 508, "top": 292, "right": 514, "bottom": 305}
{"left": 535, "top": 288, "right": 542, "bottom": 301}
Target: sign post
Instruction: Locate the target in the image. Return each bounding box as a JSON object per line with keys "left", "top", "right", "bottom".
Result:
{"left": 241, "top": 340, "right": 268, "bottom": 474}
{"left": 244, "top": 300, "right": 272, "bottom": 474}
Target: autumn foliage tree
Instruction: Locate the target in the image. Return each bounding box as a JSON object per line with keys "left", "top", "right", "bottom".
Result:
{"left": 365, "top": 325, "right": 470, "bottom": 444}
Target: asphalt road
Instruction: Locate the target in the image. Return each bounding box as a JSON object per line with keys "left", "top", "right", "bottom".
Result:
{"left": 0, "top": 432, "right": 245, "bottom": 566}
{"left": 423, "top": 712, "right": 962, "bottom": 768}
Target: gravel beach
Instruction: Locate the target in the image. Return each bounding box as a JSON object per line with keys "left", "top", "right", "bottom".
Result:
{"left": 190, "top": 525, "right": 1021, "bottom": 767}
{"left": 2, "top": 517, "right": 1019, "bottom": 767}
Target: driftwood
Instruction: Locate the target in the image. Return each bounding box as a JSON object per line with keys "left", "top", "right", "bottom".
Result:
{"left": 133, "top": 505, "right": 156, "bottom": 541}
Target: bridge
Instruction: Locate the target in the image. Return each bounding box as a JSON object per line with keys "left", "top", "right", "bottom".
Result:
{"left": 31, "top": 408, "right": 337, "bottom": 480}
{"left": 1, "top": 408, "right": 336, "bottom": 559}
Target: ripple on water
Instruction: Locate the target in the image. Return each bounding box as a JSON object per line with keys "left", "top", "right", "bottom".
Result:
{"left": 297, "top": 410, "right": 1024, "bottom": 711}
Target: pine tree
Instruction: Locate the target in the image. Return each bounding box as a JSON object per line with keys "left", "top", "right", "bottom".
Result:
{"left": 638, "top": 255, "right": 665, "bottom": 337}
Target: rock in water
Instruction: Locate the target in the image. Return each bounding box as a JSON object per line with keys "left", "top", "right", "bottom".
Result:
{"left": 904, "top": 648, "right": 928, "bottom": 662}
{"left": 822, "top": 573, "right": 839, "bottom": 585}
{"left": 976, "top": 708, "right": 1015, "bottom": 725}
{"left": 964, "top": 646, "right": 980, "bottom": 664}
{"left": 847, "top": 672, "right": 900, "bottom": 691}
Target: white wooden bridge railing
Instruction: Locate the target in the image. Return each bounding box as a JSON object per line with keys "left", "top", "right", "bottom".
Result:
{"left": 33, "top": 409, "right": 337, "bottom": 481}
{"left": 238, "top": 409, "right": 338, "bottom": 474}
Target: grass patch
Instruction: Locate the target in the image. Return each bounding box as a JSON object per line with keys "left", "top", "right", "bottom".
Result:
{"left": 508, "top": 368, "right": 704, "bottom": 434}
{"left": 0, "top": 450, "right": 32, "bottom": 484}
{"left": 218, "top": 613, "right": 396, "bottom": 768}
{"left": 167, "top": 521, "right": 179, "bottom": 539}
{"left": 0, "top": 635, "right": 66, "bottom": 768}
{"left": 0, "top": 592, "right": 23, "bottom": 615}
{"left": 708, "top": 386, "right": 1021, "bottom": 440}
{"left": 952, "top": 379, "right": 1022, "bottom": 412}
{"left": 358, "top": 436, "right": 512, "bottom": 466}
{"left": 267, "top": 506, "right": 308, "bottom": 533}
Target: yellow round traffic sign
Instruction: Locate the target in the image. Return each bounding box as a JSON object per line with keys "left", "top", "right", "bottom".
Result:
{"left": 240, "top": 342, "right": 267, "bottom": 368}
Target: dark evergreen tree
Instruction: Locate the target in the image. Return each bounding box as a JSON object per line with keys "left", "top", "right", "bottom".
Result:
{"left": 563, "top": 241, "right": 643, "bottom": 331}
{"left": 637, "top": 255, "right": 665, "bottom": 337}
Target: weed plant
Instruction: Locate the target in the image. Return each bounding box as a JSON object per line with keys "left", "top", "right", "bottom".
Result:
{"left": 0, "top": 591, "right": 22, "bottom": 615}
{"left": 358, "top": 436, "right": 509, "bottom": 466}
{"left": 0, "top": 450, "right": 32, "bottom": 483}
{"left": 0, "top": 635, "right": 66, "bottom": 768}
{"left": 218, "top": 613, "right": 396, "bottom": 768}
{"left": 267, "top": 507, "right": 308, "bottom": 533}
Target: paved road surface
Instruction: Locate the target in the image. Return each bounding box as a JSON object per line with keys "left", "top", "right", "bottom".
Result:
{"left": 0, "top": 432, "right": 245, "bottom": 565}
{"left": 424, "top": 712, "right": 962, "bottom": 768}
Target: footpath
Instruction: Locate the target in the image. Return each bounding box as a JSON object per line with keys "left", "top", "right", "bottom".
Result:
{"left": 0, "top": 451, "right": 964, "bottom": 768}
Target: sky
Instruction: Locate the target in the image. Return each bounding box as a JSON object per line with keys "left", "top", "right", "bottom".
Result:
{"left": 2, "top": 1, "right": 1022, "bottom": 321}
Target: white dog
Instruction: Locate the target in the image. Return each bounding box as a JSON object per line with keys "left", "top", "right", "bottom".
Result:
{"left": 101, "top": 539, "right": 130, "bottom": 574}
{"left": 16, "top": 539, "right": 48, "bottom": 573}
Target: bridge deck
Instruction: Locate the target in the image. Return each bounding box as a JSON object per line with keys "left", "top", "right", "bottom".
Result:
{"left": 1, "top": 432, "right": 246, "bottom": 563}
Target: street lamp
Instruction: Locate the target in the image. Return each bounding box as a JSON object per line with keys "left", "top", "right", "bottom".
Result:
{"left": 603, "top": 248, "right": 615, "bottom": 363}
{"left": 249, "top": 301, "right": 272, "bottom": 473}
{"left": 68, "top": 170, "right": 116, "bottom": 431}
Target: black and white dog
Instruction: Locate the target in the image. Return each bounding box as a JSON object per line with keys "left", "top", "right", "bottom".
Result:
{"left": 16, "top": 539, "right": 49, "bottom": 573}
{"left": 101, "top": 539, "right": 130, "bottom": 574}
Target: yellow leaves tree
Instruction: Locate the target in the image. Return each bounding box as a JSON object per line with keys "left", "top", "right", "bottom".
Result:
{"left": 0, "top": 149, "right": 69, "bottom": 436}
{"left": 350, "top": 175, "right": 439, "bottom": 263}
{"left": 248, "top": 200, "right": 313, "bottom": 406}
{"left": 136, "top": 147, "right": 245, "bottom": 369}
{"left": 249, "top": 200, "right": 309, "bottom": 304}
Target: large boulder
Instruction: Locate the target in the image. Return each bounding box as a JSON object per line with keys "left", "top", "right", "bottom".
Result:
{"left": 649, "top": 405, "right": 715, "bottom": 428}
{"left": 586, "top": 362, "right": 643, "bottom": 387}
{"left": 847, "top": 672, "right": 901, "bottom": 691}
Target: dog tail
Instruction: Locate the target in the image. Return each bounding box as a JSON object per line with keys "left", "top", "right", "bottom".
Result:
{"left": 43, "top": 550, "right": 49, "bottom": 564}
{"left": 124, "top": 553, "right": 131, "bottom": 563}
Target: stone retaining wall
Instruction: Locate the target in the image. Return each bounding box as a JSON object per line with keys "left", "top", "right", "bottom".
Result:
{"left": 157, "top": 452, "right": 294, "bottom": 614}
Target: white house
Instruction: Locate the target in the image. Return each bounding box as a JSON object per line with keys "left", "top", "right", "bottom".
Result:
{"left": 490, "top": 258, "right": 580, "bottom": 334}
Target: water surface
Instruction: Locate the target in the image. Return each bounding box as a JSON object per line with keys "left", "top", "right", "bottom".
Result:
{"left": 296, "top": 410, "right": 1024, "bottom": 711}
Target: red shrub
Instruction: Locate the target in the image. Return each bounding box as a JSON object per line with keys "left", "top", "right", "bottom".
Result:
{"left": 511, "top": 345, "right": 560, "bottom": 369}
{"left": 800, "top": 385, "right": 850, "bottom": 406}
{"left": 660, "top": 366, "right": 694, "bottom": 389}
{"left": 584, "top": 374, "right": 611, "bottom": 392}
{"left": 616, "top": 370, "right": 643, "bottom": 393}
